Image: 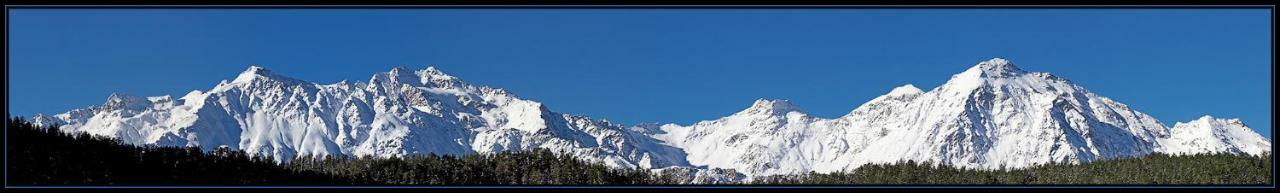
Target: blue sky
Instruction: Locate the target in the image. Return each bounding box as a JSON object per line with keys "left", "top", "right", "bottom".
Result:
{"left": 7, "top": 9, "right": 1272, "bottom": 138}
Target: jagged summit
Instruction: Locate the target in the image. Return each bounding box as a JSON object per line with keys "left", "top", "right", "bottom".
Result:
{"left": 230, "top": 65, "right": 304, "bottom": 85}
{"left": 1190, "top": 115, "right": 1218, "bottom": 123}
{"left": 980, "top": 57, "right": 1012, "bottom": 66}
{"left": 102, "top": 92, "right": 150, "bottom": 112}
{"left": 740, "top": 99, "right": 802, "bottom": 115}
{"left": 389, "top": 66, "right": 410, "bottom": 72}
{"left": 374, "top": 66, "right": 423, "bottom": 86}
{"left": 422, "top": 66, "right": 447, "bottom": 76}
{"left": 233, "top": 66, "right": 270, "bottom": 81}
{"left": 1162, "top": 115, "right": 1270, "bottom": 156}
{"left": 935, "top": 58, "right": 1041, "bottom": 94}
{"left": 421, "top": 66, "right": 459, "bottom": 80}
{"left": 243, "top": 65, "right": 269, "bottom": 74}
{"left": 950, "top": 58, "right": 1025, "bottom": 82}
{"left": 368, "top": 66, "right": 470, "bottom": 90}
{"left": 105, "top": 92, "right": 142, "bottom": 101}
{"left": 1191, "top": 115, "right": 1239, "bottom": 123}
{"left": 974, "top": 57, "right": 1023, "bottom": 77}
{"left": 1179, "top": 115, "right": 1248, "bottom": 129}
{"left": 386, "top": 66, "right": 415, "bottom": 76}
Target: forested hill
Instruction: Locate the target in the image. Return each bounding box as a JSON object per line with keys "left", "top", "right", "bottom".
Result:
{"left": 6, "top": 117, "right": 1273, "bottom": 186}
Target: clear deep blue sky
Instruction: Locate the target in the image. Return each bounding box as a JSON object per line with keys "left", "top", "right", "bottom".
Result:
{"left": 8, "top": 9, "right": 1272, "bottom": 138}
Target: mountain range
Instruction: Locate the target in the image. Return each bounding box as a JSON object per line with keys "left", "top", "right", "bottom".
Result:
{"left": 31, "top": 58, "right": 1271, "bottom": 182}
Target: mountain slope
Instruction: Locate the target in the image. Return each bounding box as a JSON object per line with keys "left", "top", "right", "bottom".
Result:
{"left": 32, "top": 58, "right": 1270, "bottom": 181}
{"left": 33, "top": 66, "right": 693, "bottom": 172}
{"left": 648, "top": 58, "right": 1270, "bottom": 177}
{"left": 1160, "top": 115, "right": 1272, "bottom": 156}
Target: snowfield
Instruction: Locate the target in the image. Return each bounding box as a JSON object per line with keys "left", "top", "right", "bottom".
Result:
{"left": 33, "top": 58, "right": 1271, "bottom": 182}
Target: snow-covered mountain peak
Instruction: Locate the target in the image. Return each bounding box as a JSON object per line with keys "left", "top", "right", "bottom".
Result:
{"left": 1162, "top": 115, "right": 1271, "bottom": 156}
{"left": 885, "top": 84, "right": 924, "bottom": 98}
{"left": 1172, "top": 115, "right": 1250, "bottom": 134}
{"left": 420, "top": 66, "right": 458, "bottom": 80}
{"left": 980, "top": 57, "right": 1011, "bottom": 65}
{"left": 861, "top": 84, "right": 925, "bottom": 106}
{"left": 102, "top": 92, "right": 151, "bottom": 112}
{"left": 375, "top": 66, "right": 455, "bottom": 84}
{"left": 231, "top": 66, "right": 269, "bottom": 82}
{"left": 416, "top": 66, "right": 466, "bottom": 88}
{"left": 105, "top": 92, "right": 144, "bottom": 103}
{"left": 974, "top": 57, "right": 1023, "bottom": 77}
{"left": 230, "top": 65, "right": 306, "bottom": 86}
{"left": 739, "top": 99, "right": 803, "bottom": 116}
{"left": 30, "top": 113, "right": 63, "bottom": 127}
{"left": 1188, "top": 115, "right": 1244, "bottom": 125}
{"left": 371, "top": 66, "right": 424, "bottom": 86}
{"left": 387, "top": 66, "right": 414, "bottom": 76}
{"left": 949, "top": 58, "right": 1025, "bottom": 83}
{"left": 244, "top": 65, "right": 268, "bottom": 73}
{"left": 935, "top": 58, "right": 1064, "bottom": 97}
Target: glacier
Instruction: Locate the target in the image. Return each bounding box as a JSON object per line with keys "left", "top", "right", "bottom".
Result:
{"left": 31, "top": 58, "right": 1271, "bottom": 182}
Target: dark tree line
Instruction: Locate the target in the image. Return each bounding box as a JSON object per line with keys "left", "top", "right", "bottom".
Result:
{"left": 6, "top": 118, "right": 675, "bottom": 185}
{"left": 6, "top": 117, "right": 357, "bottom": 185}
{"left": 286, "top": 149, "right": 677, "bottom": 185}
{"left": 6, "top": 117, "right": 1273, "bottom": 186}
{"left": 754, "top": 153, "right": 1272, "bottom": 185}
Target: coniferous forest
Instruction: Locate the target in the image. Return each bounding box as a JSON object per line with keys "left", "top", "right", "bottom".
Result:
{"left": 754, "top": 153, "right": 1272, "bottom": 185}
{"left": 5, "top": 117, "right": 1273, "bottom": 186}
{"left": 5, "top": 118, "right": 671, "bottom": 185}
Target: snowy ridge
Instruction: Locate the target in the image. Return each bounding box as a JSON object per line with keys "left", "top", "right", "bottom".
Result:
{"left": 649, "top": 58, "right": 1270, "bottom": 178}
{"left": 32, "top": 58, "right": 1270, "bottom": 182}
{"left": 33, "top": 65, "right": 719, "bottom": 180}
{"left": 1160, "top": 115, "right": 1271, "bottom": 156}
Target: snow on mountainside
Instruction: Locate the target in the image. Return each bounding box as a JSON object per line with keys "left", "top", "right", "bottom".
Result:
{"left": 1160, "top": 115, "right": 1271, "bottom": 156}
{"left": 649, "top": 58, "right": 1271, "bottom": 177}
{"left": 32, "top": 66, "right": 696, "bottom": 173}
{"left": 31, "top": 58, "right": 1270, "bottom": 182}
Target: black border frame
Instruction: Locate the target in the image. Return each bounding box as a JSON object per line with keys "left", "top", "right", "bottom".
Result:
{"left": 3, "top": 0, "right": 1277, "bottom": 191}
